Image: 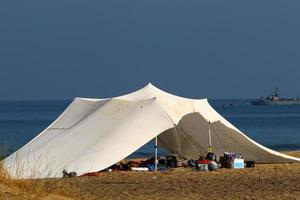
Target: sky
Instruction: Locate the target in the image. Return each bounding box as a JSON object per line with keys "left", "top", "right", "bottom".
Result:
{"left": 0, "top": 0, "right": 300, "bottom": 100}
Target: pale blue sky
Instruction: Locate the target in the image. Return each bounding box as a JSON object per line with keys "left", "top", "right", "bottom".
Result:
{"left": 0, "top": 0, "right": 300, "bottom": 100}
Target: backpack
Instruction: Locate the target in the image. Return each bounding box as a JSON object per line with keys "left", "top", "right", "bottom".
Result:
{"left": 206, "top": 152, "right": 217, "bottom": 161}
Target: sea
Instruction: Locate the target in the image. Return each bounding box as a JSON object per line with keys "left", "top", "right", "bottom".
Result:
{"left": 0, "top": 99, "right": 300, "bottom": 157}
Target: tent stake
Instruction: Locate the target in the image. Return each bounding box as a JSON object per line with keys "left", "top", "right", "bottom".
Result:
{"left": 155, "top": 136, "right": 158, "bottom": 172}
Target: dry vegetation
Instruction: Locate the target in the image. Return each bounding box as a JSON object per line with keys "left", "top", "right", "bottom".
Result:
{"left": 0, "top": 144, "right": 76, "bottom": 200}
{"left": 0, "top": 152, "right": 299, "bottom": 200}
{"left": 0, "top": 162, "right": 76, "bottom": 200}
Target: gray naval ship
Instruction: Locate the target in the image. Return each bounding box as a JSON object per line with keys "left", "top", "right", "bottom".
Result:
{"left": 250, "top": 87, "right": 300, "bottom": 106}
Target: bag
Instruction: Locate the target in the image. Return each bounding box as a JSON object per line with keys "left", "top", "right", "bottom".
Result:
{"left": 208, "top": 161, "right": 218, "bottom": 171}
{"left": 166, "top": 155, "right": 177, "bottom": 168}
{"left": 206, "top": 152, "right": 216, "bottom": 161}
{"left": 198, "top": 159, "right": 209, "bottom": 164}
{"left": 62, "top": 169, "right": 77, "bottom": 178}
{"left": 188, "top": 159, "right": 196, "bottom": 167}
{"left": 224, "top": 152, "right": 242, "bottom": 160}
{"left": 158, "top": 157, "right": 167, "bottom": 166}
{"left": 245, "top": 161, "right": 255, "bottom": 168}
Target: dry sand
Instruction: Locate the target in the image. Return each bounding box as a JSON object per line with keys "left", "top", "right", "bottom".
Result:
{"left": 1, "top": 151, "right": 300, "bottom": 200}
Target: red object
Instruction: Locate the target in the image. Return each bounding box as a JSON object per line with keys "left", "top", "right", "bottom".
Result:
{"left": 198, "top": 159, "right": 209, "bottom": 164}
{"left": 127, "top": 161, "right": 141, "bottom": 167}
{"left": 80, "top": 172, "right": 101, "bottom": 177}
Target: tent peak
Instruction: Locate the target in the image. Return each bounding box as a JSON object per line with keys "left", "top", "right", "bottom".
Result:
{"left": 131, "top": 83, "right": 206, "bottom": 102}
{"left": 143, "top": 82, "right": 162, "bottom": 92}
{"left": 145, "top": 82, "right": 156, "bottom": 88}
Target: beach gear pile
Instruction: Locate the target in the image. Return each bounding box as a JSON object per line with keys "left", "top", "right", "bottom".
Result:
{"left": 180, "top": 151, "right": 255, "bottom": 172}
{"left": 79, "top": 155, "right": 179, "bottom": 176}
{"left": 77, "top": 151, "right": 256, "bottom": 177}
{"left": 179, "top": 152, "right": 220, "bottom": 172}
{"left": 220, "top": 152, "right": 245, "bottom": 169}
{"left": 192, "top": 152, "right": 249, "bottom": 171}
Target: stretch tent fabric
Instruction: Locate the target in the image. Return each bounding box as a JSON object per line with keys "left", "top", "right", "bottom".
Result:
{"left": 4, "top": 83, "right": 300, "bottom": 179}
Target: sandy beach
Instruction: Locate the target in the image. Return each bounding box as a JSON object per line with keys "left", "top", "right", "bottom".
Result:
{"left": 0, "top": 151, "right": 299, "bottom": 200}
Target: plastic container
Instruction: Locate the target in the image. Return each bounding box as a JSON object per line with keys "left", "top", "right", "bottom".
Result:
{"left": 233, "top": 159, "right": 244, "bottom": 169}
{"left": 198, "top": 164, "right": 209, "bottom": 171}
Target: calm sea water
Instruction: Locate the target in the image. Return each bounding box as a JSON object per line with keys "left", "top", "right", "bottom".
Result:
{"left": 0, "top": 100, "right": 300, "bottom": 157}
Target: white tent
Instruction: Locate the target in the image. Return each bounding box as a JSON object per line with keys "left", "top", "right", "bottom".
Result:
{"left": 4, "top": 83, "right": 300, "bottom": 179}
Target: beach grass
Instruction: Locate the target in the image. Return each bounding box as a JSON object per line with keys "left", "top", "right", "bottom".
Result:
{"left": 0, "top": 159, "right": 76, "bottom": 200}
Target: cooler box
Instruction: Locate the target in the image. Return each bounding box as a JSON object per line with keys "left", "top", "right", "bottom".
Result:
{"left": 233, "top": 159, "right": 244, "bottom": 169}
{"left": 198, "top": 164, "right": 208, "bottom": 171}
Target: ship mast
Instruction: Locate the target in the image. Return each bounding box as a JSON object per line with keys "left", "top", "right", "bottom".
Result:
{"left": 274, "top": 87, "right": 279, "bottom": 97}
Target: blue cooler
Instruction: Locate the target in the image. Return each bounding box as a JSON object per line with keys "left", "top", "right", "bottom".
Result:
{"left": 233, "top": 159, "right": 244, "bottom": 169}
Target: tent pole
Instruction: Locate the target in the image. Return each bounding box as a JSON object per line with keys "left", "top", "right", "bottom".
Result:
{"left": 155, "top": 136, "right": 158, "bottom": 172}
{"left": 208, "top": 122, "right": 212, "bottom": 151}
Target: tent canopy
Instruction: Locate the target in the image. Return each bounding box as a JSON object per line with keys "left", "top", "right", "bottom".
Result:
{"left": 4, "top": 83, "right": 300, "bottom": 179}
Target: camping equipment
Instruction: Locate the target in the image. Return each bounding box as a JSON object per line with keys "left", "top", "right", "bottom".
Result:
{"left": 224, "top": 152, "right": 242, "bottom": 160}
{"left": 180, "top": 160, "right": 189, "bottom": 167}
{"left": 120, "top": 163, "right": 130, "bottom": 171}
{"left": 166, "top": 155, "right": 177, "bottom": 168}
{"left": 154, "top": 136, "right": 158, "bottom": 172}
{"left": 198, "top": 159, "right": 209, "bottom": 164}
{"left": 131, "top": 167, "right": 149, "bottom": 172}
{"left": 245, "top": 161, "right": 255, "bottom": 168}
{"left": 80, "top": 172, "right": 101, "bottom": 177}
{"left": 63, "top": 170, "right": 77, "bottom": 178}
{"left": 198, "top": 164, "right": 209, "bottom": 171}
{"left": 208, "top": 161, "right": 218, "bottom": 171}
{"left": 221, "top": 152, "right": 243, "bottom": 168}
{"left": 158, "top": 157, "right": 167, "bottom": 166}
{"left": 233, "top": 159, "right": 244, "bottom": 169}
{"left": 206, "top": 152, "right": 217, "bottom": 161}
{"left": 127, "top": 161, "right": 140, "bottom": 167}
{"left": 188, "top": 159, "right": 197, "bottom": 167}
